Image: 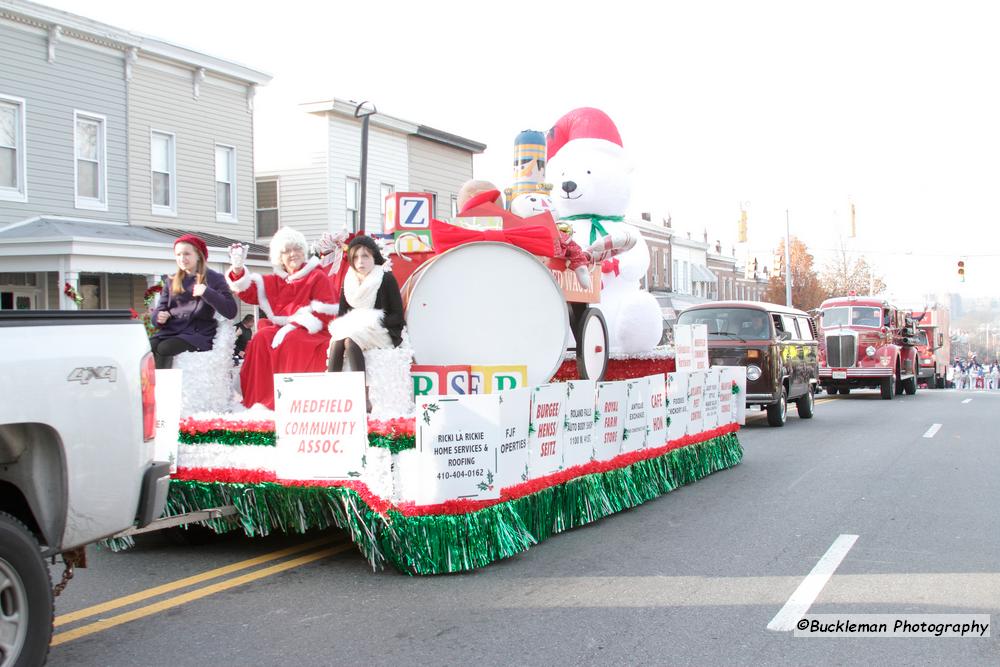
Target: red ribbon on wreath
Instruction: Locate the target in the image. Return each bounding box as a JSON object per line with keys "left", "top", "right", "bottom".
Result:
{"left": 429, "top": 219, "right": 555, "bottom": 257}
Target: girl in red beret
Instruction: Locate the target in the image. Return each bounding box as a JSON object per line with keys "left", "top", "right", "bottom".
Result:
{"left": 150, "top": 235, "right": 238, "bottom": 369}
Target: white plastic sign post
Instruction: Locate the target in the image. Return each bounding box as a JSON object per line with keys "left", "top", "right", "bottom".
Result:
{"left": 666, "top": 371, "right": 689, "bottom": 441}
{"left": 702, "top": 368, "right": 720, "bottom": 430}
{"left": 644, "top": 374, "right": 668, "bottom": 448}
{"left": 673, "top": 324, "right": 693, "bottom": 373}
{"left": 687, "top": 370, "right": 705, "bottom": 436}
{"left": 692, "top": 323, "right": 709, "bottom": 371}
{"left": 527, "top": 383, "right": 566, "bottom": 478}
{"left": 594, "top": 381, "right": 628, "bottom": 461}
{"left": 495, "top": 387, "right": 531, "bottom": 489}
{"left": 413, "top": 393, "right": 501, "bottom": 503}
{"left": 274, "top": 372, "right": 367, "bottom": 481}
{"left": 622, "top": 379, "right": 647, "bottom": 453}
{"left": 562, "top": 380, "right": 597, "bottom": 469}
{"left": 154, "top": 369, "right": 183, "bottom": 473}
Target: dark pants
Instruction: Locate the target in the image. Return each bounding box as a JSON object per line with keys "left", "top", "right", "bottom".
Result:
{"left": 150, "top": 337, "right": 198, "bottom": 369}
{"left": 327, "top": 338, "right": 366, "bottom": 375}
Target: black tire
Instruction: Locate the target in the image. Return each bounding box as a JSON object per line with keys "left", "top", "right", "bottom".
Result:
{"left": 838, "top": 388, "right": 850, "bottom": 395}
{"left": 796, "top": 388, "right": 815, "bottom": 418}
{"left": 903, "top": 375, "right": 917, "bottom": 395}
{"left": 766, "top": 387, "right": 787, "bottom": 427}
{"left": 0, "top": 511, "right": 53, "bottom": 667}
{"left": 573, "top": 307, "right": 609, "bottom": 381}
{"left": 881, "top": 374, "right": 895, "bottom": 400}
{"left": 825, "top": 387, "right": 837, "bottom": 396}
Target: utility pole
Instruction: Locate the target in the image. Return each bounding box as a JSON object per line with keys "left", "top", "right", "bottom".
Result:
{"left": 354, "top": 101, "right": 377, "bottom": 234}
{"left": 784, "top": 209, "right": 792, "bottom": 307}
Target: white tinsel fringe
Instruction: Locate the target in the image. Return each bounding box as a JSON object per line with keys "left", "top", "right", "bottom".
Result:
{"left": 173, "top": 314, "right": 240, "bottom": 416}
{"left": 364, "top": 331, "right": 416, "bottom": 419}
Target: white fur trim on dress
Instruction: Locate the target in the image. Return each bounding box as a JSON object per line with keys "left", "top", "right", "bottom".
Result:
{"left": 328, "top": 308, "right": 391, "bottom": 351}
{"left": 311, "top": 299, "right": 339, "bottom": 316}
{"left": 271, "top": 323, "right": 297, "bottom": 348}
{"left": 227, "top": 269, "right": 253, "bottom": 293}
{"left": 289, "top": 306, "right": 323, "bottom": 334}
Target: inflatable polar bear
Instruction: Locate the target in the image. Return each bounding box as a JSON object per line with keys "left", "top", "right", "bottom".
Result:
{"left": 545, "top": 107, "right": 663, "bottom": 355}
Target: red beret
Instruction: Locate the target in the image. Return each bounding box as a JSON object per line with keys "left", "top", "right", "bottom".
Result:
{"left": 175, "top": 234, "right": 208, "bottom": 260}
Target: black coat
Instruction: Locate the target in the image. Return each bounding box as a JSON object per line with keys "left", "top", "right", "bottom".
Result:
{"left": 337, "top": 271, "right": 405, "bottom": 347}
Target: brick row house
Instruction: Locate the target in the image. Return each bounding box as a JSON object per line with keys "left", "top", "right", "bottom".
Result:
{"left": 0, "top": 0, "right": 271, "bottom": 311}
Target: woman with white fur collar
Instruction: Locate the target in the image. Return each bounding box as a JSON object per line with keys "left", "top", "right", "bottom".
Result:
{"left": 327, "top": 235, "right": 405, "bottom": 411}
{"left": 227, "top": 227, "right": 338, "bottom": 409}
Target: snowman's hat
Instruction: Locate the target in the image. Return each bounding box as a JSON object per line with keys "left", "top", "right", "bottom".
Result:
{"left": 546, "top": 107, "right": 623, "bottom": 161}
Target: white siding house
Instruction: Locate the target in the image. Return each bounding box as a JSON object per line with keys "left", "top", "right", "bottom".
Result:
{"left": 0, "top": 0, "right": 270, "bottom": 311}
{"left": 256, "top": 98, "right": 485, "bottom": 243}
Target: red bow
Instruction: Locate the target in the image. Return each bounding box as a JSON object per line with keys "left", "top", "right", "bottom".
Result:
{"left": 430, "top": 219, "right": 555, "bottom": 257}
{"left": 602, "top": 257, "right": 621, "bottom": 276}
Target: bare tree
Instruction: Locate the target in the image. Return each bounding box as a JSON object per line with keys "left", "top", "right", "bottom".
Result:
{"left": 819, "top": 239, "right": 887, "bottom": 296}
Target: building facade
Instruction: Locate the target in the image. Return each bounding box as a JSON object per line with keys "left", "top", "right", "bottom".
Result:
{"left": 0, "top": 0, "right": 270, "bottom": 311}
{"left": 255, "top": 98, "right": 485, "bottom": 243}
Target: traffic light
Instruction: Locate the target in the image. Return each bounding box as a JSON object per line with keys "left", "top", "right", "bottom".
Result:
{"left": 773, "top": 250, "right": 784, "bottom": 275}
{"left": 957, "top": 260, "right": 965, "bottom": 282}
{"left": 738, "top": 209, "right": 748, "bottom": 243}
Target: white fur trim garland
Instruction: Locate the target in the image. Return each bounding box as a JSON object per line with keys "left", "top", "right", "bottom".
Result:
{"left": 271, "top": 324, "right": 296, "bottom": 348}
{"left": 288, "top": 306, "right": 323, "bottom": 334}
{"left": 227, "top": 269, "right": 253, "bottom": 293}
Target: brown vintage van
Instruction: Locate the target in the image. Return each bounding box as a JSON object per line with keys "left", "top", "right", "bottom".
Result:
{"left": 675, "top": 301, "right": 820, "bottom": 427}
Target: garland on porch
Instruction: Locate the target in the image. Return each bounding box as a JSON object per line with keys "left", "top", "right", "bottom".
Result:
{"left": 158, "top": 426, "right": 742, "bottom": 575}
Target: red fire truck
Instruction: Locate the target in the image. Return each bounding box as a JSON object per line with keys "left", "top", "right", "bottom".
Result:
{"left": 817, "top": 295, "right": 921, "bottom": 399}
{"left": 909, "top": 306, "right": 951, "bottom": 388}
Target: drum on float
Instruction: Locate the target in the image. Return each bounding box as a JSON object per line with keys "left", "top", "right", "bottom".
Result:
{"left": 402, "top": 242, "right": 569, "bottom": 387}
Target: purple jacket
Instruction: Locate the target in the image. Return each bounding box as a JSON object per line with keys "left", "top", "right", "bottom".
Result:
{"left": 151, "top": 269, "right": 238, "bottom": 351}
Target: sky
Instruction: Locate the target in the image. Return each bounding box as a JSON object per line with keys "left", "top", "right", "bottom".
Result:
{"left": 40, "top": 0, "right": 1000, "bottom": 301}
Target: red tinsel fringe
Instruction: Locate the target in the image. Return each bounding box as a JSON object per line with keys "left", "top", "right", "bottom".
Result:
{"left": 173, "top": 423, "right": 739, "bottom": 519}
{"left": 550, "top": 357, "right": 677, "bottom": 382}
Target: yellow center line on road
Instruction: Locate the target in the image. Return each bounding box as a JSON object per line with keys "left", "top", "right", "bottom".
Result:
{"left": 51, "top": 542, "right": 354, "bottom": 646}
{"left": 55, "top": 536, "right": 340, "bottom": 627}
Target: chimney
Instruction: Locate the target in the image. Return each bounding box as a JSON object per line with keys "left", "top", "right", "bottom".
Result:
{"left": 641, "top": 212, "right": 651, "bottom": 222}
{"left": 665, "top": 214, "right": 672, "bottom": 228}
{"left": 715, "top": 240, "right": 722, "bottom": 253}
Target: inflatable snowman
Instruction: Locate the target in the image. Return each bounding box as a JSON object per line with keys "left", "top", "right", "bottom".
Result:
{"left": 546, "top": 107, "right": 663, "bottom": 354}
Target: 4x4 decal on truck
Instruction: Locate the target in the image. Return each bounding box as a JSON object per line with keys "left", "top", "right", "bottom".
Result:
{"left": 67, "top": 366, "right": 118, "bottom": 384}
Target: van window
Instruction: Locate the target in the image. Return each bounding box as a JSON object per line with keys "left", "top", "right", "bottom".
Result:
{"left": 796, "top": 316, "right": 815, "bottom": 340}
{"left": 780, "top": 314, "right": 800, "bottom": 339}
{"left": 676, "top": 307, "right": 771, "bottom": 339}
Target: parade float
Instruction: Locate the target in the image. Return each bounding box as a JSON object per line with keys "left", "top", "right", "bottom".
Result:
{"left": 138, "top": 108, "right": 747, "bottom": 575}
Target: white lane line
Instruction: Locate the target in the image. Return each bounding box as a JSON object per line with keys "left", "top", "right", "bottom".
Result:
{"left": 767, "top": 534, "right": 858, "bottom": 632}
{"left": 962, "top": 398, "right": 972, "bottom": 404}
{"left": 923, "top": 423, "right": 943, "bottom": 438}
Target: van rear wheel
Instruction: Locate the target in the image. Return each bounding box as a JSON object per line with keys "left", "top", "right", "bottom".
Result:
{"left": 766, "top": 387, "right": 787, "bottom": 427}
{"left": 796, "top": 389, "right": 815, "bottom": 418}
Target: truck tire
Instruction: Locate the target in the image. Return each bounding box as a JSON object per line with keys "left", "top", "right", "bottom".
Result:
{"left": 903, "top": 375, "right": 918, "bottom": 395}
{"left": 766, "top": 387, "right": 787, "bottom": 427}
{"left": 881, "top": 374, "right": 895, "bottom": 400}
{"left": 0, "top": 511, "right": 53, "bottom": 667}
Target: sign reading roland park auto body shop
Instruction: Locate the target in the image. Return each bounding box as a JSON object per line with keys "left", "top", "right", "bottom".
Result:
{"left": 274, "top": 372, "right": 367, "bottom": 481}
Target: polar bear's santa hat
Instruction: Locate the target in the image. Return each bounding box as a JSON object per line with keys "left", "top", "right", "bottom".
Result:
{"left": 546, "top": 107, "right": 624, "bottom": 161}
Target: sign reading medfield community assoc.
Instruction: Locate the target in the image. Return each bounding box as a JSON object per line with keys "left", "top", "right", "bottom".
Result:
{"left": 274, "top": 372, "right": 367, "bottom": 481}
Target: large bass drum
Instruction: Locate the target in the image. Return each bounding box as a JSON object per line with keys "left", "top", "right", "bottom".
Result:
{"left": 402, "top": 242, "right": 569, "bottom": 387}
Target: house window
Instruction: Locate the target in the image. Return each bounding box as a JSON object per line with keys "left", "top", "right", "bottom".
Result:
{"left": 0, "top": 95, "right": 27, "bottom": 202}
{"left": 256, "top": 179, "right": 279, "bottom": 238}
{"left": 346, "top": 177, "right": 360, "bottom": 230}
{"left": 379, "top": 183, "right": 394, "bottom": 234}
{"left": 151, "top": 130, "right": 176, "bottom": 215}
{"left": 450, "top": 194, "right": 459, "bottom": 218}
{"left": 215, "top": 145, "right": 237, "bottom": 221}
{"left": 74, "top": 111, "right": 107, "bottom": 210}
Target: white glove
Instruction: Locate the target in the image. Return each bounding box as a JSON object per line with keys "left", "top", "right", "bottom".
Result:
{"left": 229, "top": 243, "right": 248, "bottom": 271}
{"left": 271, "top": 323, "right": 296, "bottom": 348}
{"left": 574, "top": 265, "right": 593, "bottom": 291}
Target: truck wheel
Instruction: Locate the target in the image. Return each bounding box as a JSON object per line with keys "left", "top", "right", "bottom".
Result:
{"left": 766, "top": 387, "right": 787, "bottom": 427}
{"left": 838, "top": 388, "right": 850, "bottom": 395}
{"left": 0, "top": 512, "right": 53, "bottom": 667}
{"left": 825, "top": 387, "right": 837, "bottom": 396}
{"left": 796, "top": 388, "right": 815, "bottom": 418}
{"left": 903, "top": 375, "right": 918, "bottom": 395}
{"left": 881, "top": 374, "right": 895, "bottom": 400}
{"left": 574, "top": 307, "right": 609, "bottom": 381}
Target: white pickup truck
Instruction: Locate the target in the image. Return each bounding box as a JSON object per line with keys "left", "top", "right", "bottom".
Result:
{"left": 0, "top": 310, "right": 170, "bottom": 666}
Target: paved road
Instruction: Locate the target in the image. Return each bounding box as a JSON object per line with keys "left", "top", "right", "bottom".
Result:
{"left": 49, "top": 389, "right": 1000, "bottom": 666}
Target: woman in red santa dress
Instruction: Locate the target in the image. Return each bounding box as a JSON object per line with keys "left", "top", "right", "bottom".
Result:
{"left": 227, "top": 227, "right": 338, "bottom": 409}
